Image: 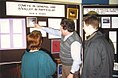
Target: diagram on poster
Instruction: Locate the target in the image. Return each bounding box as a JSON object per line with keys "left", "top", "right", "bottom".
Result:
{"left": 26, "top": 17, "right": 37, "bottom": 27}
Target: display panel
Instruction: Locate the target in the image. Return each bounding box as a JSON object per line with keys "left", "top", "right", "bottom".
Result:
{"left": 112, "top": 17, "right": 118, "bottom": 28}
{"left": 0, "top": 18, "right": 26, "bottom": 50}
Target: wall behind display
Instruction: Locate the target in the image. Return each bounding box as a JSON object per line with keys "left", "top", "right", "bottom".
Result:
{"left": 82, "top": 0, "right": 109, "bottom": 4}
{"left": 9, "top": 0, "right": 118, "bottom": 4}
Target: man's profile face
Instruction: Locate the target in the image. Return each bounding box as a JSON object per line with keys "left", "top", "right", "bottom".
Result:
{"left": 83, "top": 22, "right": 90, "bottom": 36}
{"left": 60, "top": 26, "right": 67, "bottom": 36}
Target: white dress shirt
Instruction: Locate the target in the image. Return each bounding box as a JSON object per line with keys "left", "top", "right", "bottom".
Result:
{"left": 41, "top": 27, "right": 82, "bottom": 73}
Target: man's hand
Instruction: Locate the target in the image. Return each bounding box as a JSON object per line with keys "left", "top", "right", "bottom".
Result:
{"left": 67, "top": 73, "right": 73, "bottom": 78}
{"left": 35, "top": 24, "right": 41, "bottom": 29}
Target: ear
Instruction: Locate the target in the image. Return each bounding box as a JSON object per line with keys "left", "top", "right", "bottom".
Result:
{"left": 63, "top": 26, "right": 67, "bottom": 30}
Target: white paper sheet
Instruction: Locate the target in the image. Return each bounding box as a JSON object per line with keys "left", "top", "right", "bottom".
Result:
{"left": 13, "top": 35, "right": 23, "bottom": 48}
{"left": 1, "top": 35, "right": 11, "bottom": 49}
{"left": 112, "top": 17, "right": 118, "bottom": 28}
{"left": 38, "top": 21, "right": 47, "bottom": 26}
{"left": 0, "top": 19, "right": 10, "bottom": 33}
{"left": 113, "top": 42, "right": 117, "bottom": 54}
{"left": 109, "top": 31, "right": 117, "bottom": 42}
{"left": 48, "top": 18, "right": 61, "bottom": 39}
{"left": 13, "top": 19, "right": 23, "bottom": 33}
{"left": 0, "top": 18, "right": 26, "bottom": 50}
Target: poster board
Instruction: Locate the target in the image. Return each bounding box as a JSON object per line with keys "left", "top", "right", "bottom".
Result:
{"left": 0, "top": 1, "right": 80, "bottom": 65}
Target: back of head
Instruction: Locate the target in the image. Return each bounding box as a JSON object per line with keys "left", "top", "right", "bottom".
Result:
{"left": 60, "top": 18, "right": 75, "bottom": 32}
{"left": 83, "top": 15, "right": 100, "bottom": 30}
{"left": 27, "top": 30, "right": 42, "bottom": 50}
{"left": 83, "top": 11, "right": 100, "bottom": 30}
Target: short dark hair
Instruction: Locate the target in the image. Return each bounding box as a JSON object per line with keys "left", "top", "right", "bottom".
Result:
{"left": 83, "top": 15, "right": 100, "bottom": 29}
{"left": 27, "top": 30, "right": 42, "bottom": 50}
{"left": 60, "top": 18, "right": 75, "bottom": 32}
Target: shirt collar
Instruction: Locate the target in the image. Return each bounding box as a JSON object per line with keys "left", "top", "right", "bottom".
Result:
{"left": 64, "top": 32, "right": 73, "bottom": 41}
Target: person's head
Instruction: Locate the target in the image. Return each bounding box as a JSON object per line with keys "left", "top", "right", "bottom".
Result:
{"left": 27, "top": 30, "right": 42, "bottom": 50}
{"left": 60, "top": 18, "right": 75, "bottom": 36}
{"left": 83, "top": 15, "right": 100, "bottom": 36}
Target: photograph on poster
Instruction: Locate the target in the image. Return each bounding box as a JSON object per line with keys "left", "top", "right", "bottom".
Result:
{"left": 51, "top": 39, "right": 60, "bottom": 54}
{"left": 112, "top": 17, "right": 118, "bottom": 28}
{"left": 27, "top": 17, "right": 37, "bottom": 27}
{"left": 101, "top": 17, "right": 110, "bottom": 28}
{"left": 57, "top": 64, "right": 62, "bottom": 78}
{"left": 48, "top": 18, "right": 61, "bottom": 39}
{"left": 67, "top": 8, "right": 78, "bottom": 19}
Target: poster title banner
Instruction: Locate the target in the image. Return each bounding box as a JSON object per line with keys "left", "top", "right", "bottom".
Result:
{"left": 6, "top": 1, "right": 65, "bottom": 17}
